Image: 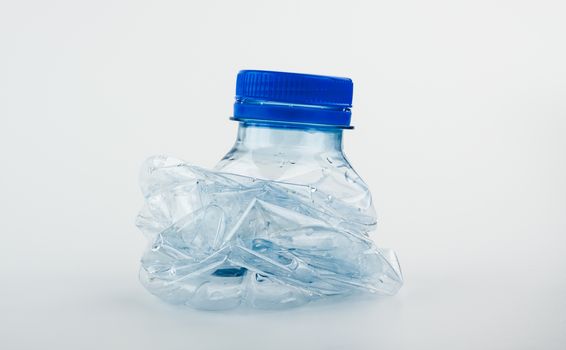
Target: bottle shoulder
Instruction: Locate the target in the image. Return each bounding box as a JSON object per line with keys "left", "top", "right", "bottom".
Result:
{"left": 215, "top": 146, "right": 373, "bottom": 211}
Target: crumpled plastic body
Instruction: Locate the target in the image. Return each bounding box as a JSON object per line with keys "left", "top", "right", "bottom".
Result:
{"left": 136, "top": 155, "right": 403, "bottom": 310}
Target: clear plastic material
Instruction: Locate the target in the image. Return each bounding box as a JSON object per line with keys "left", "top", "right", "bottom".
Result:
{"left": 136, "top": 122, "right": 402, "bottom": 309}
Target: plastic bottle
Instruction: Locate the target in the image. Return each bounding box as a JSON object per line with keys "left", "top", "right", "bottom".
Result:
{"left": 137, "top": 70, "right": 402, "bottom": 310}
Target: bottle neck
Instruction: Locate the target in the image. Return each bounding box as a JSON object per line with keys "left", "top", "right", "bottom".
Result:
{"left": 235, "top": 122, "right": 344, "bottom": 154}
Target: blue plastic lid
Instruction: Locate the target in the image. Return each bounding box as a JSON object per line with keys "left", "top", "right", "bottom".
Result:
{"left": 232, "top": 70, "right": 353, "bottom": 128}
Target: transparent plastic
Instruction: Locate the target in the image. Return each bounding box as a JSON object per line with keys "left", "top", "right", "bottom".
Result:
{"left": 136, "top": 121, "right": 403, "bottom": 310}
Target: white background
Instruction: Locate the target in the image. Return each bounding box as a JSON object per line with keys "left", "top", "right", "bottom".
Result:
{"left": 1, "top": 1, "right": 565, "bottom": 349}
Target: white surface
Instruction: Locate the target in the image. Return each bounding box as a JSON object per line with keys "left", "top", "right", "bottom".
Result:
{"left": 1, "top": 1, "right": 565, "bottom": 349}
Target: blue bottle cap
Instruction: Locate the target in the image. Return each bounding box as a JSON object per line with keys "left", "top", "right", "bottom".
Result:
{"left": 232, "top": 70, "right": 354, "bottom": 128}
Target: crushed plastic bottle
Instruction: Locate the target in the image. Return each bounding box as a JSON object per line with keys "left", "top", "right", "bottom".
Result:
{"left": 136, "top": 70, "right": 403, "bottom": 310}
